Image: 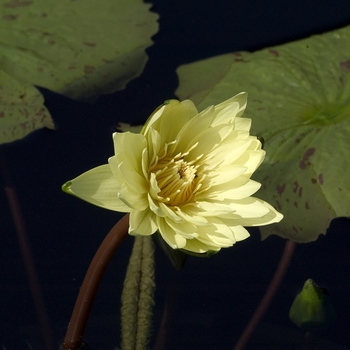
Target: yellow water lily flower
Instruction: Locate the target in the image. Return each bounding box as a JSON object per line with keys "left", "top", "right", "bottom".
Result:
{"left": 63, "top": 92, "right": 283, "bottom": 253}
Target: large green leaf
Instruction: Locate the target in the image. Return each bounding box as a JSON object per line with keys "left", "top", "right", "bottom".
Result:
{"left": 176, "top": 25, "right": 350, "bottom": 242}
{"left": 0, "top": 0, "right": 158, "bottom": 101}
{"left": 0, "top": 70, "right": 54, "bottom": 145}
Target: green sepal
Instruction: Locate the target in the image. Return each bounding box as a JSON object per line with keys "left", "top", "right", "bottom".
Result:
{"left": 61, "top": 181, "right": 73, "bottom": 194}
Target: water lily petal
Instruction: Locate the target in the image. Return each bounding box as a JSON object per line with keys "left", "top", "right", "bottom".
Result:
{"left": 210, "top": 92, "right": 247, "bottom": 126}
{"left": 206, "top": 179, "right": 261, "bottom": 201}
{"left": 63, "top": 164, "right": 130, "bottom": 212}
{"left": 129, "top": 208, "right": 157, "bottom": 235}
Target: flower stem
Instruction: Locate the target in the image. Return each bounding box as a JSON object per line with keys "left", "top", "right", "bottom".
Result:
{"left": 233, "top": 240, "right": 296, "bottom": 350}
{"left": 61, "top": 214, "right": 130, "bottom": 350}
{"left": 121, "top": 236, "right": 155, "bottom": 350}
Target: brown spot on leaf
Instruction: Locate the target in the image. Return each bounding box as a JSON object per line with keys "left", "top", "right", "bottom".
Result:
{"left": 305, "top": 202, "right": 310, "bottom": 209}
{"left": 0, "top": 111, "right": 4, "bottom": 118}
{"left": 294, "top": 201, "right": 298, "bottom": 208}
{"left": 340, "top": 60, "right": 350, "bottom": 72}
{"left": 234, "top": 57, "right": 250, "bottom": 62}
{"left": 4, "top": 0, "right": 32, "bottom": 7}
{"left": 84, "top": 65, "right": 95, "bottom": 74}
{"left": 84, "top": 42, "right": 96, "bottom": 47}
{"left": 318, "top": 173, "right": 324, "bottom": 185}
{"left": 299, "top": 147, "right": 315, "bottom": 170}
{"left": 311, "top": 178, "right": 317, "bottom": 184}
{"left": 277, "top": 184, "right": 285, "bottom": 196}
{"left": 3, "top": 14, "right": 17, "bottom": 20}
{"left": 269, "top": 49, "right": 279, "bottom": 57}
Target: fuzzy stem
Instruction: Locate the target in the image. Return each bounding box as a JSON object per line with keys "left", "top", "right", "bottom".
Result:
{"left": 121, "top": 236, "right": 155, "bottom": 350}
{"left": 61, "top": 214, "right": 129, "bottom": 350}
{"left": 233, "top": 240, "right": 296, "bottom": 350}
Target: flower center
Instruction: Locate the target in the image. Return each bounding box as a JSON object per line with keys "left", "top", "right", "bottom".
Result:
{"left": 149, "top": 143, "right": 204, "bottom": 206}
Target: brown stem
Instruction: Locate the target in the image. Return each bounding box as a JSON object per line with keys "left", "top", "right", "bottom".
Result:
{"left": 233, "top": 240, "right": 296, "bottom": 350}
{"left": 61, "top": 213, "right": 130, "bottom": 350}
{"left": 0, "top": 150, "right": 55, "bottom": 350}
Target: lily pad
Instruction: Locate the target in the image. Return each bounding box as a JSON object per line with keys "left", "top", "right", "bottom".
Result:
{"left": 176, "top": 25, "right": 350, "bottom": 242}
{"left": 0, "top": 0, "right": 159, "bottom": 101}
{"left": 0, "top": 70, "right": 54, "bottom": 145}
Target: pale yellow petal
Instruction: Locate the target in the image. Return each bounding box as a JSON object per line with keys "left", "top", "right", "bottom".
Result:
{"left": 112, "top": 132, "right": 146, "bottom": 165}
{"left": 172, "top": 105, "right": 215, "bottom": 152}
{"left": 205, "top": 164, "right": 248, "bottom": 186}
{"left": 204, "top": 179, "right": 261, "bottom": 201}
{"left": 182, "top": 124, "right": 234, "bottom": 161}
{"left": 143, "top": 100, "right": 197, "bottom": 145}
{"left": 213, "top": 218, "right": 251, "bottom": 241}
{"left": 157, "top": 217, "right": 181, "bottom": 249}
{"left": 129, "top": 208, "right": 158, "bottom": 236}
{"left": 148, "top": 193, "right": 166, "bottom": 217}
{"left": 203, "top": 133, "right": 253, "bottom": 168}
{"left": 175, "top": 206, "right": 209, "bottom": 226}
{"left": 192, "top": 201, "right": 234, "bottom": 217}
{"left": 233, "top": 149, "right": 266, "bottom": 175}
{"left": 210, "top": 92, "right": 247, "bottom": 126}
{"left": 63, "top": 164, "right": 130, "bottom": 212}
{"left": 182, "top": 239, "right": 221, "bottom": 254}
{"left": 226, "top": 197, "right": 275, "bottom": 218}
{"left": 228, "top": 200, "right": 283, "bottom": 226}
{"left": 158, "top": 202, "right": 184, "bottom": 223}
{"left": 141, "top": 104, "right": 166, "bottom": 135}
{"left": 234, "top": 117, "right": 252, "bottom": 132}
{"left": 146, "top": 127, "right": 162, "bottom": 167}
{"left": 164, "top": 217, "right": 198, "bottom": 239}
{"left": 116, "top": 183, "right": 147, "bottom": 211}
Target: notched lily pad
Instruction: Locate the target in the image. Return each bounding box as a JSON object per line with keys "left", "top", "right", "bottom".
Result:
{"left": 0, "top": 0, "right": 159, "bottom": 101}
{"left": 0, "top": 70, "right": 54, "bottom": 145}
{"left": 176, "top": 25, "right": 350, "bottom": 242}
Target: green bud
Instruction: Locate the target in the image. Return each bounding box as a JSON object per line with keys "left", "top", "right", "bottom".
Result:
{"left": 289, "top": 279, "right": 336, "bottom": 333}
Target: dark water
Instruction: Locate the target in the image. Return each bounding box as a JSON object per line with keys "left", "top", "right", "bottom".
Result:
{"left": 1, "top": 1, "right": 350, "bottom": 349}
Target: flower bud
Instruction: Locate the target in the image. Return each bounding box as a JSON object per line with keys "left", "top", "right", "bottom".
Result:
{"left": 289, "top": 279, "right": 336, "bottom": 333}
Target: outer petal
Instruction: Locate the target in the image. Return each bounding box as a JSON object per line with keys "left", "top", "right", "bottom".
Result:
{"left": 129, "top": 208, "right": 158, "bottom": 235}
{"left": 228, "top": 199, "right": 284, "bottom": 226}
{"left": 157, "top": 216, "right": 187, "bottom": 249}
{"left": 210, "top": 92, "right": 247, "bottom": 126}
{"left": 182, "top": 238, "right": 221, "bottom": 254}
{"left": 62, "top": 164, "right": 130, "bottom": 212}
{"left": 205, "top": 178, "right": 262, "bottom": 201}
{"left": 142, "top": 100, "right": 198, "bottom": 146}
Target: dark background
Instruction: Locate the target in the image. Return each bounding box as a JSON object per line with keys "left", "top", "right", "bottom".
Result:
{"left": 1, "top": 0, "right": 350, "bottom": 349}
